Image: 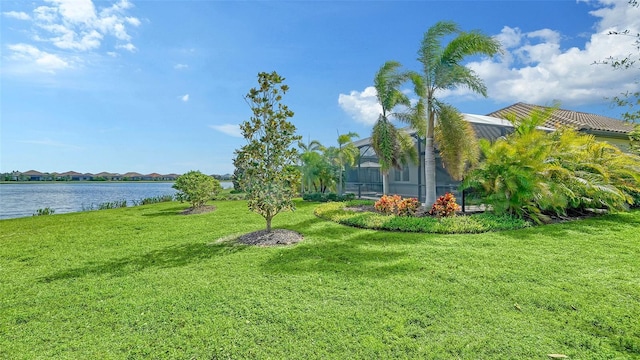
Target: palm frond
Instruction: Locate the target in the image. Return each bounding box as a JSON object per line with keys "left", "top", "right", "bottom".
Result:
{"left": 418, "top": 21, "right": 459, "bottom": 76}
{"left": 434, "top": 105, "right": 479, "bottom": 180}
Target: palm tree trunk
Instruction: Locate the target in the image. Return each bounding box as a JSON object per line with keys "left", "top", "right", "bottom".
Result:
{"left": 424, "top": 137, "right": 436, "bottom": 207}
{"left": 382, "top": 172, "right": 389, "bottom": 195}
{"left": 338, "top": 168, "right": 343, "bottom": 195}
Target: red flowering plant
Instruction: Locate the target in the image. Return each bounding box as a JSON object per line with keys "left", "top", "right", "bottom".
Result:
{"left": 374, "top": 194, "right": 402, "bottom": 215}
{"left": 396, "top": 197, "right": 419, "bottom": 217}
{"left": 430, "top": 192, "right": 461, "bottom": 217}
{"left": 375, "top": 195, "right": 419, "bottom": 216}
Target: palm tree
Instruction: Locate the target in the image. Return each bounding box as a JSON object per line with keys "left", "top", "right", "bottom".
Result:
{"left": 335, "top": 132, "right": 359, "bottom": 195}
{"left": 370, "top": 61, "right": 422, "bottom": 194}
{"left": 415, "top": 20, "right": 502, "bottom": 207}
{"left": 298, "top": 139, "right": 325, "bottom": 194}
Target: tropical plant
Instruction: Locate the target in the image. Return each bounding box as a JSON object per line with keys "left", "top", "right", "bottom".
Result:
{"left": 463, "top": 108, "right": 640, "bottom": 223}
{"left": 374, "top": 194, "right": 402, "bottom": 215}
{"left": 396, "top": 197, "right": 420, "bottom": 217}
{"left": 233, "top": 71, "right": 301, "bottom": 232}
{"left": 631, "top": 124, "right": 640, "bottom": 155}
{"left": 300, "top": 149, "right": 338, "bottom": 193}
{"left": 298, "top": 139, "right": 325, "bottom": 194}
{"left": 173, "top": 170, "right": 222, "bottom": 209}
{"left": 430, "top": 192, "right": 460, "bottom": 218}
{"left": 334, "top": 132, "right": 359, "bottom": 195}
{"left": 413, "top": 20, "right": 502, "bottom": 207}
{"left": 370, "top": 61, "right": 422, "bottom": 194}
{"left": 374, "top": 194, "right": 419, "bottom": 216}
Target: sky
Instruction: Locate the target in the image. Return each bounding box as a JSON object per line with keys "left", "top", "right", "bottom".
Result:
{"left": 1, "top": 0, "right": 639, "bottom": 175}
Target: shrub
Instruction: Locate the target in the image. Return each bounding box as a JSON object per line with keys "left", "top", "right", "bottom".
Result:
{"left": 430, "top": 192, "right": 460, "bottom": 217}
{"left": 314, "top": 202, "right": 530, "bottom": 234}
{"left": 302, "top": 192, "right": 355, "bottom": 202}
{"left": 374, "top": 195, "right": 419, "bottom": 216}
{"left": 173, "top": 170, "right": 222, "bottom": 209}
{"left": 136, "top": 195, "right": 174, "bottom": 206}
{"left": 397, "top": 197, "right": 419, "bottom": 217}
{"left": 98, "top": 200, "right": 127, "bottom": 210}
{"left": 33, "top": 207, "right": 55, "bottom": 216}
{"left": 463, "top": 109, "right": 640, "bottom": 223}
{"left": 374, "top": 194, "right": 402, "bottom": 215}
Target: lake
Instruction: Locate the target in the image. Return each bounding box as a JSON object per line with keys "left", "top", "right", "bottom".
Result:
{"left": 0, "top": 181, "right": 233, "bottom": 220}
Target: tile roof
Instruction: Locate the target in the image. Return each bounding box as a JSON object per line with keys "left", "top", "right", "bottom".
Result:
{"left": 487, "top": 102, "right": 634, "bottom": 134}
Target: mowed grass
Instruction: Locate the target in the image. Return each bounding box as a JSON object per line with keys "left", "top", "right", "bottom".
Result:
{"left": 1, "top": 200, "right": 639, "bottom": 359}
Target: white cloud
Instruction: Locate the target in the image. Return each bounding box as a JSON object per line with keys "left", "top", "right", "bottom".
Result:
{"left": 7, "top": 43, "right": 70, "bottom": 73}
{"left": 18, "top": 138, "right": 82, "bottom": 149}
{"left": 125, "top": 16, "right": 141, "bottom": 26}
{"left": 338, "top": 86, "right": 382, "bottom": 125}
{"left": 3, "top": 11, "right": 31, "bottom": 20}
{"left": 46, "top": 0, "right": 97, "bottom": 24}
{"left": 116, "top": 43, "right": 136, "bottom": 52}
{"left": 465, "top": 0, "right": 640, "bottom": 107}
{"left": 339, "top": 0, "right": 640, "bottom": 124}
{"left": 180, "top": 94, "right": 190, "bottom": 102}
{"left": 209, "top": 124, "right": 243, "bottom": 138}
{"left": 174, "top": 64, "right": 189, "bottom": 70}
{"left": 3, "top": 0, "right": 142, "bottom": 73}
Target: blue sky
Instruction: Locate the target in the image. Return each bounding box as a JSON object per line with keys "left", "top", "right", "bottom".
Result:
{"left": 2, "top": 0, "right": 639, "bottom": 175}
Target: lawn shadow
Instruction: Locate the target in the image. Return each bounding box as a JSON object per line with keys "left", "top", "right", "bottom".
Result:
{"left": 41, "top": 241, "right": 246, "bottom": 282}
{"left": 260, "top": 230, "right": 419, "bottom": 277}
{"left": 287, "top": 211, "right": 432, "bottom": 245}
{"left": 498, "top": 211, "right": 640, "bottom": 241}
{"left": 140, "top": 205, "right": 190, "bottom": 217}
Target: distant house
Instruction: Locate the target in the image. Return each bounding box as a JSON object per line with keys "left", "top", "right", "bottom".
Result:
{"left": 122, "top": 172, "right": 144, "bottom": 181}
{"left": 94, "top": 172, "right": 118, "bottom": 181}
{"left": 488, "top": 102, "right": 634, "bottom": 151}
{"left": 59, "top": 171, "right": 92, "bottom": 181}
{"left": 21, "top": 170, "right": 49, "bottom": 181}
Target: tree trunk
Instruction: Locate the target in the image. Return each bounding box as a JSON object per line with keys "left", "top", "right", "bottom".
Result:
{"left": 382, "top": 172, "right": 389, "bottom": 195}
{"left": 338, "top": 167, "right": 343, "bottom": 196}
{"left": 424, "top": 136, "right": 436, "bottom": 207}
{"left": 266, "top": 215, "right": 272, "bottom": 233}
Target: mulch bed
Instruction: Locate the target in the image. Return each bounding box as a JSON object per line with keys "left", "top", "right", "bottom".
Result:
{"left": 237, "top": 229, "right": 304, "bottom": 246}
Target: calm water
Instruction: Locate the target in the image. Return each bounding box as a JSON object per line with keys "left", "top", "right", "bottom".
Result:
{"left": 0, "top": 181, "right": 232, "bottom": 220}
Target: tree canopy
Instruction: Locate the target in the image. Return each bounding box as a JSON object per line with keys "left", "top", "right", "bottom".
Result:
{"left": 233, "top": 71, "right": 301, "bottom": 232}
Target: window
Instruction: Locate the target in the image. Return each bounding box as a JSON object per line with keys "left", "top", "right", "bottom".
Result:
{"left": 394, "top": 165, "right": 410, "bottom": 182}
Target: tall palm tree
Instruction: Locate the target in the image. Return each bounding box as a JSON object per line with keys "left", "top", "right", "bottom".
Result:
{"left": 371, "top": 61, "right": 422, "bottom": 194}
{"left": 335, "top": 132, "right": 359, "bottom": 195}
{"left": 298, "top": 139, "right": 325, "bottom": 194}
{"left": 416, "top": 20, "right": 502, "bottom": 207}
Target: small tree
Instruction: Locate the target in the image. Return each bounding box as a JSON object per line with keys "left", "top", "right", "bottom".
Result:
{"left": 234, "top": 71, "right": 302, "bottom": 232}
{"left": 173, "top": 170, "right": 222, "bottom": 209}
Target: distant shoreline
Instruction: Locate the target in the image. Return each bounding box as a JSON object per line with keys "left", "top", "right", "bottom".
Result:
{"left": 1, "top": 180, "right": 233, "bottom": 185}
{"left": 0, "top": 180, "right": 177, "bottom": 184}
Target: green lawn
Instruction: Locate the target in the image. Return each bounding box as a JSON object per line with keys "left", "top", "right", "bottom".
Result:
{"left": 1, "top": 200, "right": 639, "bottom": 359}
